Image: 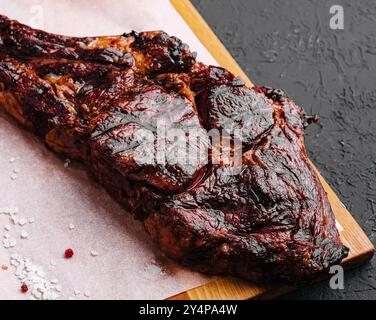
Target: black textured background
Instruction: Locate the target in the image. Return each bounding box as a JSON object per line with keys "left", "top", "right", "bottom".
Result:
{"left": 191, "top": 0, "right": 376, "bottom": 299}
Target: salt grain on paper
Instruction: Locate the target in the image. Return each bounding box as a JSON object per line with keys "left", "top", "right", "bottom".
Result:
{"left": 28, "top": 217, "right": 35, "bottom": 224}
{"left": 20, "top": 230, "right": 29, "bottom": 239}
{"left": 4, "top": 225, "right": 11, "bottom": 231}
{"left": 68, "top": 223, "right": 75, "bottom": 230}
{"left": 90, "top": 250, "right": 99, "bottom": 257}
{"left": 10, "top": 216, "right": 19, "bottom": 225}
{"left": 3, "top": 237, "right": 17, "bottom": 248}
{"left": 0, "top": 207, "right": 19, "bottom": 215}
{"left": 18, "top": 218, "right": 28, "bottom": 226}
{"left": 84, "top": 291, "right": 91, "bottom": 298}
{"left": 74, "top": 289, "right": 81, "bottom": 296}
{"left": 32, "top": 289, "right": 42, "bottom": 299}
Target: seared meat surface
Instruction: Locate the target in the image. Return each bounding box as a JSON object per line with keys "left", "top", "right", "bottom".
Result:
{"left": 0, "top": 15, "right": 348, "bottom": 283}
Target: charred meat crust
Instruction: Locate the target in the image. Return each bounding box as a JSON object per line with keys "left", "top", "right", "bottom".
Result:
{"left": 0, "top": 15, "right": 348, "bottom": 283}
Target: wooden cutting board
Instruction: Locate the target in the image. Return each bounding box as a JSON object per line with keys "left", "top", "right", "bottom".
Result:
{"left": 167, "top": 0, "right": 375, "bottom": 300}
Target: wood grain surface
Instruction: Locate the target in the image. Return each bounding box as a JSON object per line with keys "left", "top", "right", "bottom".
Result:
{"left": 168, "top": 0, "right": 374, "bottom": 300}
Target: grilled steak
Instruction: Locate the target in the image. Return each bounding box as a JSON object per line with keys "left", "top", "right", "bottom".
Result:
{"left": 0, "top": 15, "right": 348, "bottom": 283}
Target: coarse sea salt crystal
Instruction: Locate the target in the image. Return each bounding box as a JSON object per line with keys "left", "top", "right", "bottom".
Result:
{"left": 4, "top": 225, "right": 11, "bottom": 231}
{"left": 10, "top": 238, "right": 17, "bottom": 247}
{"left": 9, "top": 157, "right": 16, "bottom": 163}
{"left": 32, "top": 290, "right": 42, "bottom": 300}
{"left": 3, "top": 237, "right": 16, "bottom": 248}
{"left": 28, "top": 217, "right": 35, "bottom": 223}
{"left": 13, "top": 168, "right": 20, "bottom": 174}
{"left": 20, "top": 230, "right": 29, "bottom": 239}
{"left": 84, "top": 291, "right": 91, "bottom": 298}
{"left": 10, "top": 174, "right": 17, "bottom": 181}
{"left": 18, "top": 218, "right": 27, "bottom": 226}
{"left": 90, "top": 250, "right": 99, "bottom": 257}
{"left": 0, "top": 207, "right": 18, "bottom": 215}
{"left": 69, "top": 223, "right": 75, "bottom": 230}
{"left": 10, "top": 215, "right": 19, "bottom": 225}
{"left": 74, "top": 289, "right": 81, "bottom": 296}
{"left": 3, "top": 239, "right": 10, "bottom": 248}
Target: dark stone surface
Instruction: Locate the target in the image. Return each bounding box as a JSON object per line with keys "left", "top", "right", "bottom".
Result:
{"left": 191, "top": 0, "right": 376, "bottom": 299}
